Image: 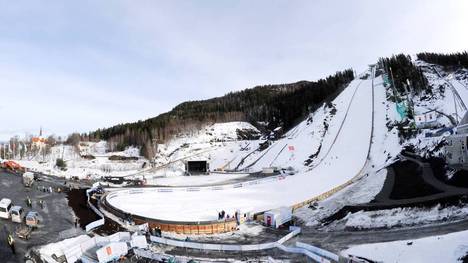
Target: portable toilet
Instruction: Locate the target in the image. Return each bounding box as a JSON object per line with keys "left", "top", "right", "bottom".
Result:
{"left": 264, "top": 207, "right": 292, "bottom": 228}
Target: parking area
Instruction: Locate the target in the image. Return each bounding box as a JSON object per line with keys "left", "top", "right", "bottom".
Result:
{"left": 0, "top": 171, "right": 84, "bottom": 263}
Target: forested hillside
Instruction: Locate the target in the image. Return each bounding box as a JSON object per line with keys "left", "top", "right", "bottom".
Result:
{"left": 378, "top": 54, "right": 429, "bottom": 94}
{"left": 79, "top": 52, "right": 466, "bottom": 159}
{"left": 86, "top": 69, "right": 354, "bottom": 158}
{"left": 417, "top": 51, "right": 468, "bottom": 68}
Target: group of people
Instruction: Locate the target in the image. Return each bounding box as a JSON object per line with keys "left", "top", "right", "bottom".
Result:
{"left": 124, "top": 213, "right": 134, "bottom": 225}
{"left": 218, "top": 211, "right": 244, "bottom": 225}
{"left": 218, "top": 210, "right": 228, "bottom": 220}
{"left": 150, "top": 226, "right": 162, "bottom": 237}
{"left": 24, "top": 196, "right": 45, "bottom": 209}
{"left": 37, "top": 185, "right": 57, "bottom": 193}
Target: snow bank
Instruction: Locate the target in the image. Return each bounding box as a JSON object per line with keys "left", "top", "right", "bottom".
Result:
{"left": 294, "top": 169, "right": 387, "bottom": 226}
{"left": 344, "top": 204, "right": 468, "bottom": 230}
{"left": 343, "top": 229, "right": 468, "bottom": 263}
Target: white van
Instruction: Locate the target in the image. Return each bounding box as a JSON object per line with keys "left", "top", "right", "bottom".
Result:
{"left": 0, "top": 198, "right": 12, "bottom": 219}
{"left": 10, "top": 206, "right": 24, "bottom": 223}
{"left": 23, "top": 172, "right": 35, "bottom": 187}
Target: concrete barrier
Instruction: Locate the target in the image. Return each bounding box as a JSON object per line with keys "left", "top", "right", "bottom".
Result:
{"left": 149, "top": 227, "right": 301, "bottom": 252}
{"left": 276, "top": 244, "right": 331, "bottom": 263}
{"left": 85, "top": 188, "right": 105, "bottom": 232}
{"left": 296, "top": 242, "right": 339, "bottom": 262}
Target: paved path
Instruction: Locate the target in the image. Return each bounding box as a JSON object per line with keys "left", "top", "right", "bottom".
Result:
{"left": 294, "top": 217, "right": 468, "bottom": 253}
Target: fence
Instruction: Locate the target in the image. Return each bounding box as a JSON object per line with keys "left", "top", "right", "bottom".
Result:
{"left": 106, "top": 172, "right": 290, "bottom": 196}
{"left": 296, "top": 242, "right": 339, "bottom": 262}
{"left": 276, "top": 244, "right": 331, "bottom": 263}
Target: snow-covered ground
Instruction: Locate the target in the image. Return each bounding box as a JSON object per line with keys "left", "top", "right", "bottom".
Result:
{"left": 107, "top": 73, "right": 374, "bottom": 222}
{"left": 16, "top": 143, "right": 147, "bottom": 179}
{"left": 415, "top": 61, "right": 467, "bottom": 125}
{"left": 368, "top": 73, "right": 402, "bottom": 168}
{"left": 343, "top": 229, "right": 468, "bottom": 262}
{"left": 152, "top": 122, "right": 262, "bottom": 171}
{"left": 107, "top": 61, "right": 466, "bottom": 223}
{"left": 237, "top": 78, "right": 362, "bottom": 173}
{"left": 295, "top": 63, "right": 468, "bottom": 228}
{"left": 343, "top": 204, "right": 468, "bottom": 230}
{"left": 294, "top": 169, "right": 387, "bottom": 226}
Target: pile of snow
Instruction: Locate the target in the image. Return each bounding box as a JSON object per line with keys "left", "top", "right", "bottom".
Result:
{"left": 344, "top": 204, "right": 468, "bottom": 230}
{"left": 343, "top": 229, "right": 468, "bottom": 262}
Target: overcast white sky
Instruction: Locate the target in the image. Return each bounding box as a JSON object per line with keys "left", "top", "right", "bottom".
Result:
{"left": 0, "top": 0, "right": 467, "bottom": 140}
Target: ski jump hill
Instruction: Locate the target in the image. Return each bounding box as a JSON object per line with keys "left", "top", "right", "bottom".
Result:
{"left": 101, "top": 67, "right": 376, "bottom": 234}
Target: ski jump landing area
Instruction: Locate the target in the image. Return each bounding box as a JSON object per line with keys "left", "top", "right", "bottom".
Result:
{"left": 102, "top": 74, "right": 376, "bottom": 234}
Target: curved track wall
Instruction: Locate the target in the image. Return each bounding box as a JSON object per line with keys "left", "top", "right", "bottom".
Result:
{"left": 101, "top": 193, "right": 238, "bottom": 234}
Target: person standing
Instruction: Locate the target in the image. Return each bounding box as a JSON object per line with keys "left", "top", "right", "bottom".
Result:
{"left": 7, "top": 233, "right": 15, "bottom": 254}
{"left": 26, "top": 196, "right": 32, "bottom": 208}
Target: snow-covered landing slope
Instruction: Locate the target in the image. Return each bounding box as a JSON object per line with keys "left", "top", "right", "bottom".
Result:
{"left": 108, "top": 74, "right": 375, "bottom": 222}
{"left": 293, "top": 72, "right": 403, "bottom": 225}
{"left": 237, "top": 79, "right": 363, "bottom": 172}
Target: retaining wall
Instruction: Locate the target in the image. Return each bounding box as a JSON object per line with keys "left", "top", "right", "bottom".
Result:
{"left": 149, "top": 227, "right": 301, "bottom": 251}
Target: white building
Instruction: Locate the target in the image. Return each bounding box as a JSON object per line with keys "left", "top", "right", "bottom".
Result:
{"left": 415, "top": 110, "right": 439, "bottom": 129}
{"left": 445, "top": 112, "right": 468, "bottom": 170}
